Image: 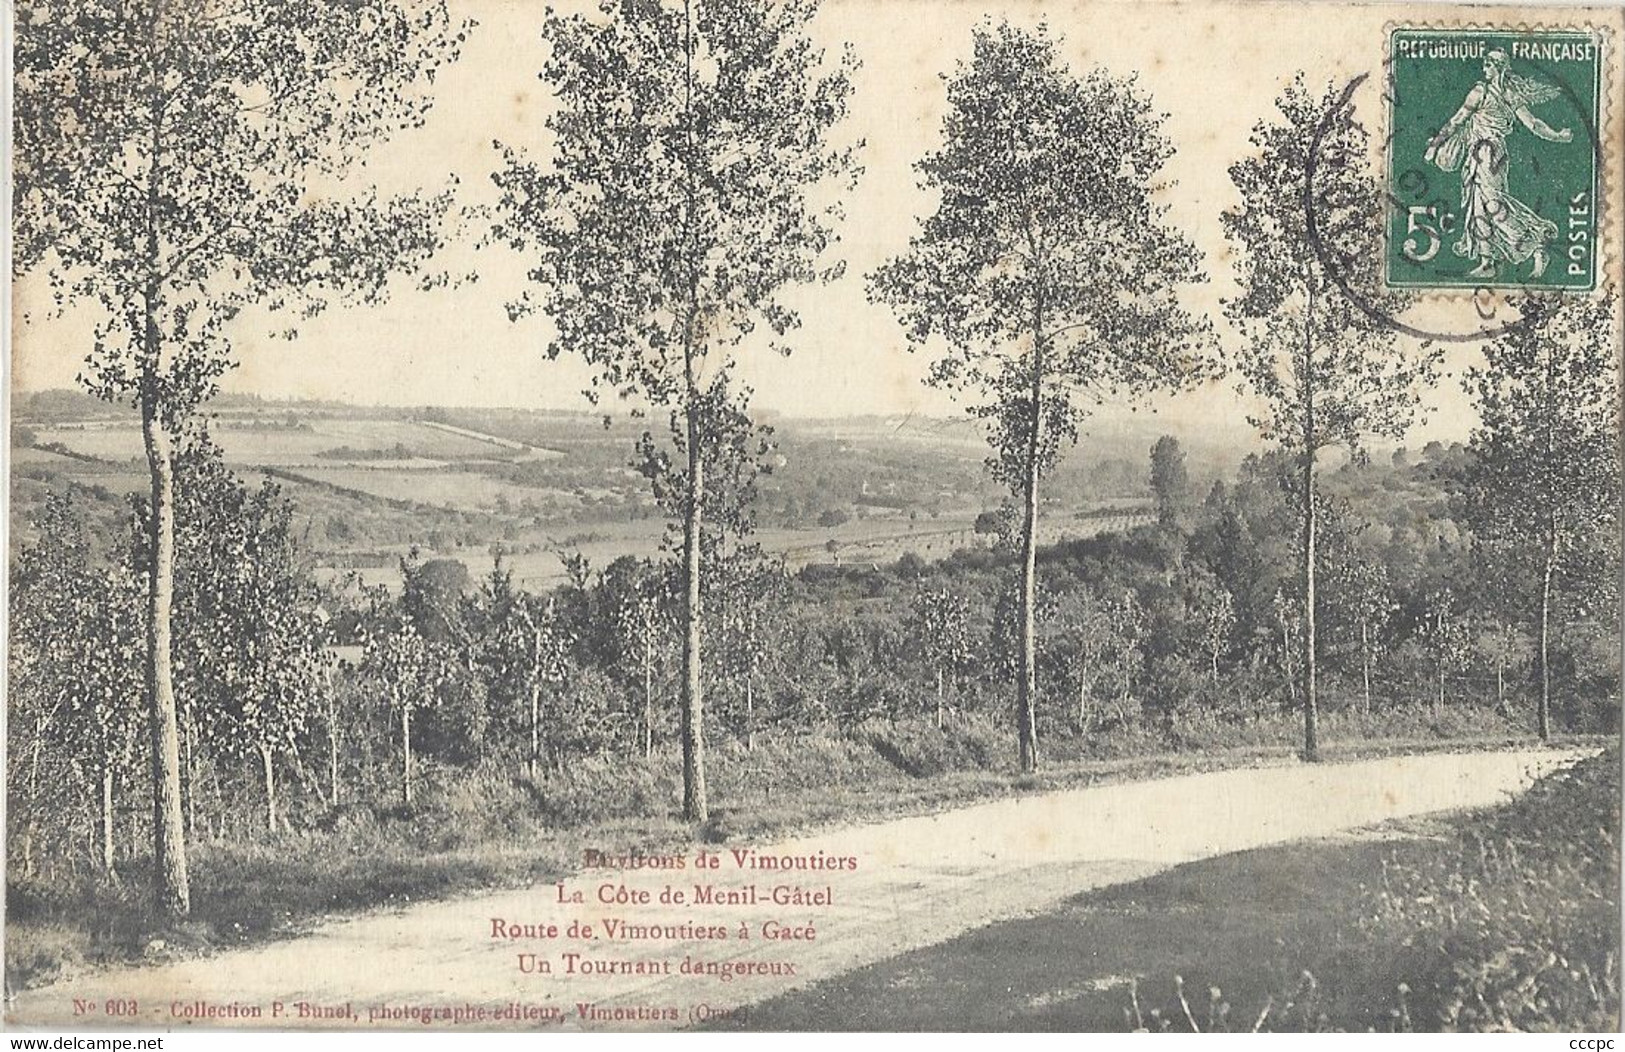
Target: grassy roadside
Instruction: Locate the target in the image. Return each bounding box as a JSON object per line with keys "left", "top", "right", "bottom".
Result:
{"left": 709, "top": 744, "right": 1620, "bottom": 1033}
{"left": 4, "top": 709, "right": 1601, "bottom": 996}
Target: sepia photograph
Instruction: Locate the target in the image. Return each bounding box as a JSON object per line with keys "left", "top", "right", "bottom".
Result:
{"left": 3, "top": 0, "right": 1621, "bottom": 1035}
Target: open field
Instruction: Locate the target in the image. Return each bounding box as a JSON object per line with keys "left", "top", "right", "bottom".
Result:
{"left": 418, "top": 419, "right": 564, "bottom": 458}
{"left": 314, "top": 504, "right": 1157, "bottom": 592}
{"left": 32, "top": 418, "right": 511, "bottom": 466}
{"left": 290, "top": 466, "right": 583, "bottom": 512}
{"left": 14, "top": 399, "right": 1175, "bottom": 592}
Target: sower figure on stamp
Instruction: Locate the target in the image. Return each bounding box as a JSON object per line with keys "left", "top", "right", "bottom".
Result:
{"left": 1425, "top": 48, "right": 1573, "bottom": 280}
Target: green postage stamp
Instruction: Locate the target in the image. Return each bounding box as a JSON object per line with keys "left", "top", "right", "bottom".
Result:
{"left": 1386, "top": 27, "right": 1604, "bottom": 290}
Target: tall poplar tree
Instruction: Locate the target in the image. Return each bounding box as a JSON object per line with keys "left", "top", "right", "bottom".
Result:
{"left": 1458, "top": 294, "right": 1621, "bottom": 739}
{"left": 13, "top": 0, "right": 470, "bottom": 916}
{"left": 870, "top": 21, "right": 1210, "bottom": 771}
{"left": 12, "top": 496, "right": 144, "bottom": 879}
{"left": 493, "top": 0, "right": 859, "bottom": 820}
{"left": 172, "top": 440, "right": 328, "bottom": 835}
{"left": 1224, "top": 77, "right": 1438, "bottom": 760}
{"left": 1150, "top": 436, "right": 1194, "bottom": 533}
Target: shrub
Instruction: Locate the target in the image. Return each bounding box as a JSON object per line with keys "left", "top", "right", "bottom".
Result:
{"left": 860, "top": 715, "right": 1006, "bottom": 778}
{"left": 1366, "top": 747, "right": 1620, "bottom": 1031}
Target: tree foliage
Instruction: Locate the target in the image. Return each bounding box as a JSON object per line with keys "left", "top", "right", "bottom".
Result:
{"left": 12, "top": 0, "right": 471, "bottom": 916}
{"left": 871, "top": 21, "right": 1210, "bottom": 478}
{"left": 1456, "top": 293, "right": 1621, "bottom": 736}
{"left": 170, "top": 438, "right": 329, "bottom": 830}
{"left": 492, "top": 0, "right": 859, "bottom": 820}
{"left": 14, "top": 0, "right": 471, "bottom": 410}
{"left": 12, "top": 494, "right": 145, "bottom": 876}
{"left": 871, "top": 19, "right": 1211, "bottom": 770}
{"left": 1150, "top": 436, "right": 1194, "bottom": 533}
{"left": 1224, "top": 75, "right": 1439, "bottom": 759}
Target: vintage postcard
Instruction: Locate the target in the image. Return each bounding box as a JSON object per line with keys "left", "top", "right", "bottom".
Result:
{"left": 5, "top": 0, "right": 1622, "bottom": 1034}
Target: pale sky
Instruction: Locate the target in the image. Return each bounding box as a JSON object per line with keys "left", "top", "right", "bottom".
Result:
{"left": 11, "top": 0, "right": 1621, "bottom": 444}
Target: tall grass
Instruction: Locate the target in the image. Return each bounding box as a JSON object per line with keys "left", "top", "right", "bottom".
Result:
{"left": 1365, "top": 745, "right": 1620, "bottom": 1031}
{"left": 1132, "top": 745, "right": 1619, "bottom": 1032}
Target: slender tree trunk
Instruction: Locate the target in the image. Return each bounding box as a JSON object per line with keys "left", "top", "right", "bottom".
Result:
{"left": 1017, "top": 471, "right": 1040, "bottom": 770}
{"left": 139, "top": 0, "right": 188, "bottom": 918}
{"left": 1538, "top": 535, "right": 1556, "bottom": 741}
{"left": 101, "top": 765, "right": 117, "bottom": 877}
{"left": 1300, "top": 291, "right": 1320, "bottom": 762}
{"left": 528, "top": 622, "right": 544, "bottom": 778}
{"left": 642, "top": 638, "right": 654, "bottom": 760}
{"left": 526, "top": 675, "right": 542, "bottom": 778}
{"left": 936, "top": 665, "right": 945, "bottom": 729}
{"left": 681, "top": 404, "right": 708, "bottom": 821}
{"left": 1077, "top": 663, "right": 1088, "bottom": 729}
{"left": 678, "top": 0, "right": 708, "bottom": 823}
{"left": 1016, "top": 352, "right": 1043, "bottom": 774}
{"left": 1302, "top": 468, "right": 1318, "bottom": 760}
{"left": 1536, "top": 337, "right": 1558, "bottom": 742}
{"left": 1496, "top": 659, "right": 1505, "bottom": 715}
{"left": 1281, "top": 617, "right": 1297, "bottom": 704}
{"left": 528, "top": 682, "right": 541, "bottom": 780}
{"left": 401, "top": 703, "right": 414, "bottom": 805}
{"left": 141, "top": 393, "right": 191, "bottom": 917}
{"left": 1361, "top": 620, "right": 1372, "bottom": 716}
{"left": 259, "top": 743, "right": 276, "bottom": 833}
{"left": 744, "top": 667, "right": 755, "bottom": 751}
{"left": 1435, "top": 663, "right": 1444, "bottom": 716}
{"left": 23, "top": 721, "right": 45, "bottom": 878}
{"left": 328, "top": 687, "right": 342, "bottom": 805}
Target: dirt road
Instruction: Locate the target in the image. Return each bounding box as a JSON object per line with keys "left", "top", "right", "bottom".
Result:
{"left": 5, "top": 748, "right": 1584, "bottom": 1030}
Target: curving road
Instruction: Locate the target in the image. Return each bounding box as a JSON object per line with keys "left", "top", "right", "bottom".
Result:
{"left": 5, "top": 747, "right": 1585, "bottom": 1031}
